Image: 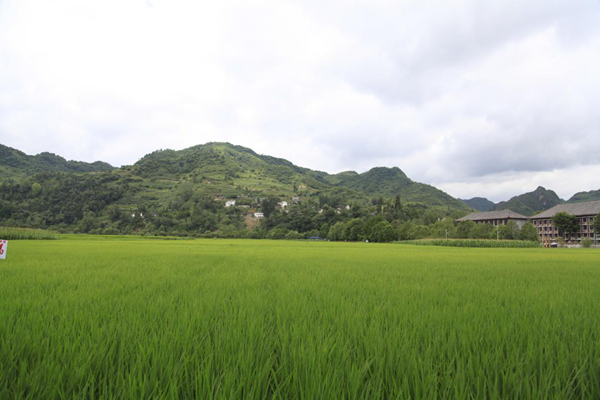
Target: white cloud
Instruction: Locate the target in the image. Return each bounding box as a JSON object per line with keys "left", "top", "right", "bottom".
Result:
{"left": 1, "top": 0, "right": 600, "bottom": 202}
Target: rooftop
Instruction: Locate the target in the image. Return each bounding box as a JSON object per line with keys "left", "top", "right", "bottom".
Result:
{"left": 531, "top": 200, "right": 600, "bottom": 219}
{"left": 456, "top": 210, "right": 528, "bottom": 222}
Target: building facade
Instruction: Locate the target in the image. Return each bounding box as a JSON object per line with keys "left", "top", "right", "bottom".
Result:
{"left": 529, "top": 200, "right": 600, "bottom": 244}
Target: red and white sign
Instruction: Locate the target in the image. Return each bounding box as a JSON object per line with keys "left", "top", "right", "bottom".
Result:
{"left": 0, "top": 240, "right": 7, "bottom": 260}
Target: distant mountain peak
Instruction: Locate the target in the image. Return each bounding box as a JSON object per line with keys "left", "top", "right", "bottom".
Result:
{"left": 460, "top": 197, "right": 495, "bottom": 212}
{"left": 493, "top": 187, "right": 563, "bottom": 216}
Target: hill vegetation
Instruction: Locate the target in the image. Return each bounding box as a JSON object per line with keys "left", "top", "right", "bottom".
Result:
{"left": 493, "top": 186, "right": 563, "bottom": 216}
{"left": 567, "top": 189, "right": 600, "bottom": 203}
{"left": 0, "top": 142, "right": 471, "bottom": 240}
{"left": 327, "top": 166, "right": 467, "bottom": 208}
{"left": 460, "top": 197, "right": 495, "bottom": 211}
{"left": 0, "top": 144, "right": 114, "bottom": 179}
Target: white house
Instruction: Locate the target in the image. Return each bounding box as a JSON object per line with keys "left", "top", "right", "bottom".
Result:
{"left": 225, "top": 200, "right": 236, "bottom": 208}
{"left": 253, "top": 212, "right": 264, "bottom": 219}
{"left": 278, "top": 201, "right": 288, "bottom": 209}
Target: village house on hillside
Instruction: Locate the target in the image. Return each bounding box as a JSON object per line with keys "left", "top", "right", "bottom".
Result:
{"left": 456, "top": 210, "right": 529, "bottom": 228}
{"left": 225, "top": 200, "right": 236, "bottom": 207}
{"left": 530, "top": 200, "right": 600, "bottom": 244}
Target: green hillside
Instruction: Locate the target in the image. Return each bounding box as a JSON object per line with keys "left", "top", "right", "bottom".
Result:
{"left": 567, "top": 189, "right": 600, "bottom": 203}
{"left": 131, "top": 143, "right": 331, "bottom": 197}
{"left": 0, "top": 144, "right": 114, "bottom": 179}
{"left": 460, "top": 197, "right": 495, "bottom": 212}
{"left": 330, "top": 166, "right": 469, "bottom": 209}
{"left": 0, "top": 142, "right": 470, "bottom": 237}
{"left": 493, "top": 186, "right": 563, "bottom": 216}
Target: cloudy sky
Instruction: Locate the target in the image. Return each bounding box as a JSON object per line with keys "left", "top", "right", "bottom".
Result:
{"left": 1, "top": 0, "right": 599, "bottom": 202}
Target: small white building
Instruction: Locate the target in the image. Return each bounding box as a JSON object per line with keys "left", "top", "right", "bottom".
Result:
{"left": 225, "top": 200, "right": 236, "bottom": 208}
{"left": 278, "top": 201, "right": 288, "bottom": 209}
{"left": 253, "top": 212, "right": 264, "bottom": 219}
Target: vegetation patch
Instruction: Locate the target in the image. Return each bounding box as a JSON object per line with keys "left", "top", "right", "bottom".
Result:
{"left": 1, "top": 238, "right": 600, "bottom": 398}
{"left": 400, "top": 238, "right": 541, "bottom": 248}
{"left": 0, "top": 226, "right": 60, "bottom": 240}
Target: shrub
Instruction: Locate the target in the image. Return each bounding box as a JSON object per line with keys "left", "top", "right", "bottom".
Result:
{"left": 581, "top": 238, "right": 594, "bottom": 248}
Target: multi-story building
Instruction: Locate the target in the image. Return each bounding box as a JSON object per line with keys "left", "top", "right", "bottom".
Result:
{"left": 529, "top": 200, "right": 600, "bottom": 244}
{"left": 456, "top": 210, "right": 529, "bottom": 228}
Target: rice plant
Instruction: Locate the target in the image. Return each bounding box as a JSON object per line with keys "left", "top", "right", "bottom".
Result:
{"left": 1, "top": 239, "right": 599, "bottom": 398}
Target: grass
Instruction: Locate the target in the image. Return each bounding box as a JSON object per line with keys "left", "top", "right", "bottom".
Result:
{"left": 401, "top": 238, "right": 541, "bottom": 248}
{"left": 0, "top": 226, "right": 60, "bottom": 240}
{"left": 1, "top": 239, "right": 600, "bottom": 398}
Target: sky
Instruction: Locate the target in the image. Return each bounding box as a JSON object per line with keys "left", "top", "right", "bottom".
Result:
{"left": 1, "top": 0, "right": 599, "bottom": 202}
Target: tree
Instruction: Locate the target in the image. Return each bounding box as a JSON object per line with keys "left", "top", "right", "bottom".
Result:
{"left": 31, "top": 182, "right": 42, "bottom": 197}
{"left": 328, "top": 222, "right": 347, "bottom": 241}
{"left": 518, "top": 222, "right": 539, "bottom": 242}
{"left": 501, "top": 221, "right": 519, "bottom": 240}
{"left": 345, "top": 218, "right": 365, "bottom": 241}
{"left": 261, "top": 197, "right": 279, "bottom": 218}
{"left": 592, "top": 213, "right": 600, "bottom": 242}
{"left": 393, "top": 194, "right": 403, "bottom": 219}
{"left": 371, "top": 220, "right": 396, "bottom": 242}
{"left": 552, "top": 212, "right": 579, "bottom": 238}
{"left": 456, "top": 221, "right": 475, "bottom": 238}
{"left": 376, "top": 197, "right": 384, "bottom": 214}
{"left": 430, "top": 218, "right": 456, "bottom": 239}
{"left": 469, "top": 223, "right": 493, "bottom": 239}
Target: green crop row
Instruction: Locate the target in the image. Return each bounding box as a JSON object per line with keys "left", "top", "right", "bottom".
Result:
{"left": 1, "top": 239, "right": 600, "bottom": 398}
{"left": 400, "top": 238, "right": 541, "bottom": 248}
{"left": 0, "top": 226, "right": 60, "bottom": 240}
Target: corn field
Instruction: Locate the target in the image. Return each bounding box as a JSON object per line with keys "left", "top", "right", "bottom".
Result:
{"left": 0, "top": 227, "right": 60, "bottom": 240}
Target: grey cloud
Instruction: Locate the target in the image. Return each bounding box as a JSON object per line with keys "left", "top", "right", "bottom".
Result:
{"left": 1, "top": 0, "right": 600, "bottom": 202}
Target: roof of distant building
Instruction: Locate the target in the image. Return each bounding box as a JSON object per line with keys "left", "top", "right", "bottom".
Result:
{"left": 531, "top": 200, "right": 600, "bottom": 219}
{"left": 456, "top": 210, "right": 528, "bottom": 222}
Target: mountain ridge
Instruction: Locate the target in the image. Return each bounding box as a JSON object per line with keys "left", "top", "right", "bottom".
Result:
{"left": 0, "top": 144, "right": 114, "bottom": 178}
{"left": 492, "top": 186, "right": 564, "bottom": 216}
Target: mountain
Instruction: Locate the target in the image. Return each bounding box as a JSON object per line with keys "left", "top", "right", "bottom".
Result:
{"left": 567, "top": 189, "right": 600, "bottom": 203}
{"left": 129, "top": 142, "right": 336, "bottom": 197}
{"left": 493, "top": 186, "right": 564, "bottom": 216}
{"left": 0, "top": 142, "right": 471, "bottom": 237}
{"left": 0, "top": 144, "right": 114, "bottom": 179}
{"left": 325, "top": 166, "right": 469, "bottom": 209}
{"left": 127, "top": 143, "right": 468, "bottom": 209}
{"left": 460, "top": 197, "right": 495, "bottom": 212}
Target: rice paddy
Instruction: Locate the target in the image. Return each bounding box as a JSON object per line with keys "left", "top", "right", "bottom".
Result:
{"left": 1, "top": 238, "right": 599, "bottom": 398}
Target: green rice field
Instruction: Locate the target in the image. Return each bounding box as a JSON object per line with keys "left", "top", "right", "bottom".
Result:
{"left": 1, "top": 238, "right": 600, "bottom": 399}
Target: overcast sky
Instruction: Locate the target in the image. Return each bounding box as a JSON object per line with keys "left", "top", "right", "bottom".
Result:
{"left": 1, "top": 0, "right": 599, "bottom": 202}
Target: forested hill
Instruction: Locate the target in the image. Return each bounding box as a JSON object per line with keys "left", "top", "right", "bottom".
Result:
{"left": 0, "top": 144, "right": 114, "bottom": 178}
{"left": 131, "top": 143, "right": 331, "bottom": 193}
{"left": 326, "top": 167, "right": 468, "bottom": 208}
{"left": 460, "top": 197, "right": 495, "bottom": 212}
{"left": 493, "top": 186, "right": 563, "bottom": 216}
{"left": 567, "top": 189, "right": 600, "bottom": 203}
{"left": 0, "top": 142, "right": 472, "bottom": 237}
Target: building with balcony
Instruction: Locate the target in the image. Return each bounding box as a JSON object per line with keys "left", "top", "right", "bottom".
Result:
{"left": 529, "top": 200, "right": 600, "bottom": 244}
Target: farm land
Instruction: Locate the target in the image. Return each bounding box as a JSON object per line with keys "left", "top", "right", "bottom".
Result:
{"left": 1, "top": 237, "right": 600, "bottom": 398}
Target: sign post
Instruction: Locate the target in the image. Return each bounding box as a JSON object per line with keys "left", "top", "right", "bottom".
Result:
{"left": 0, "top": 240, "right": 7, "bottom": 260}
